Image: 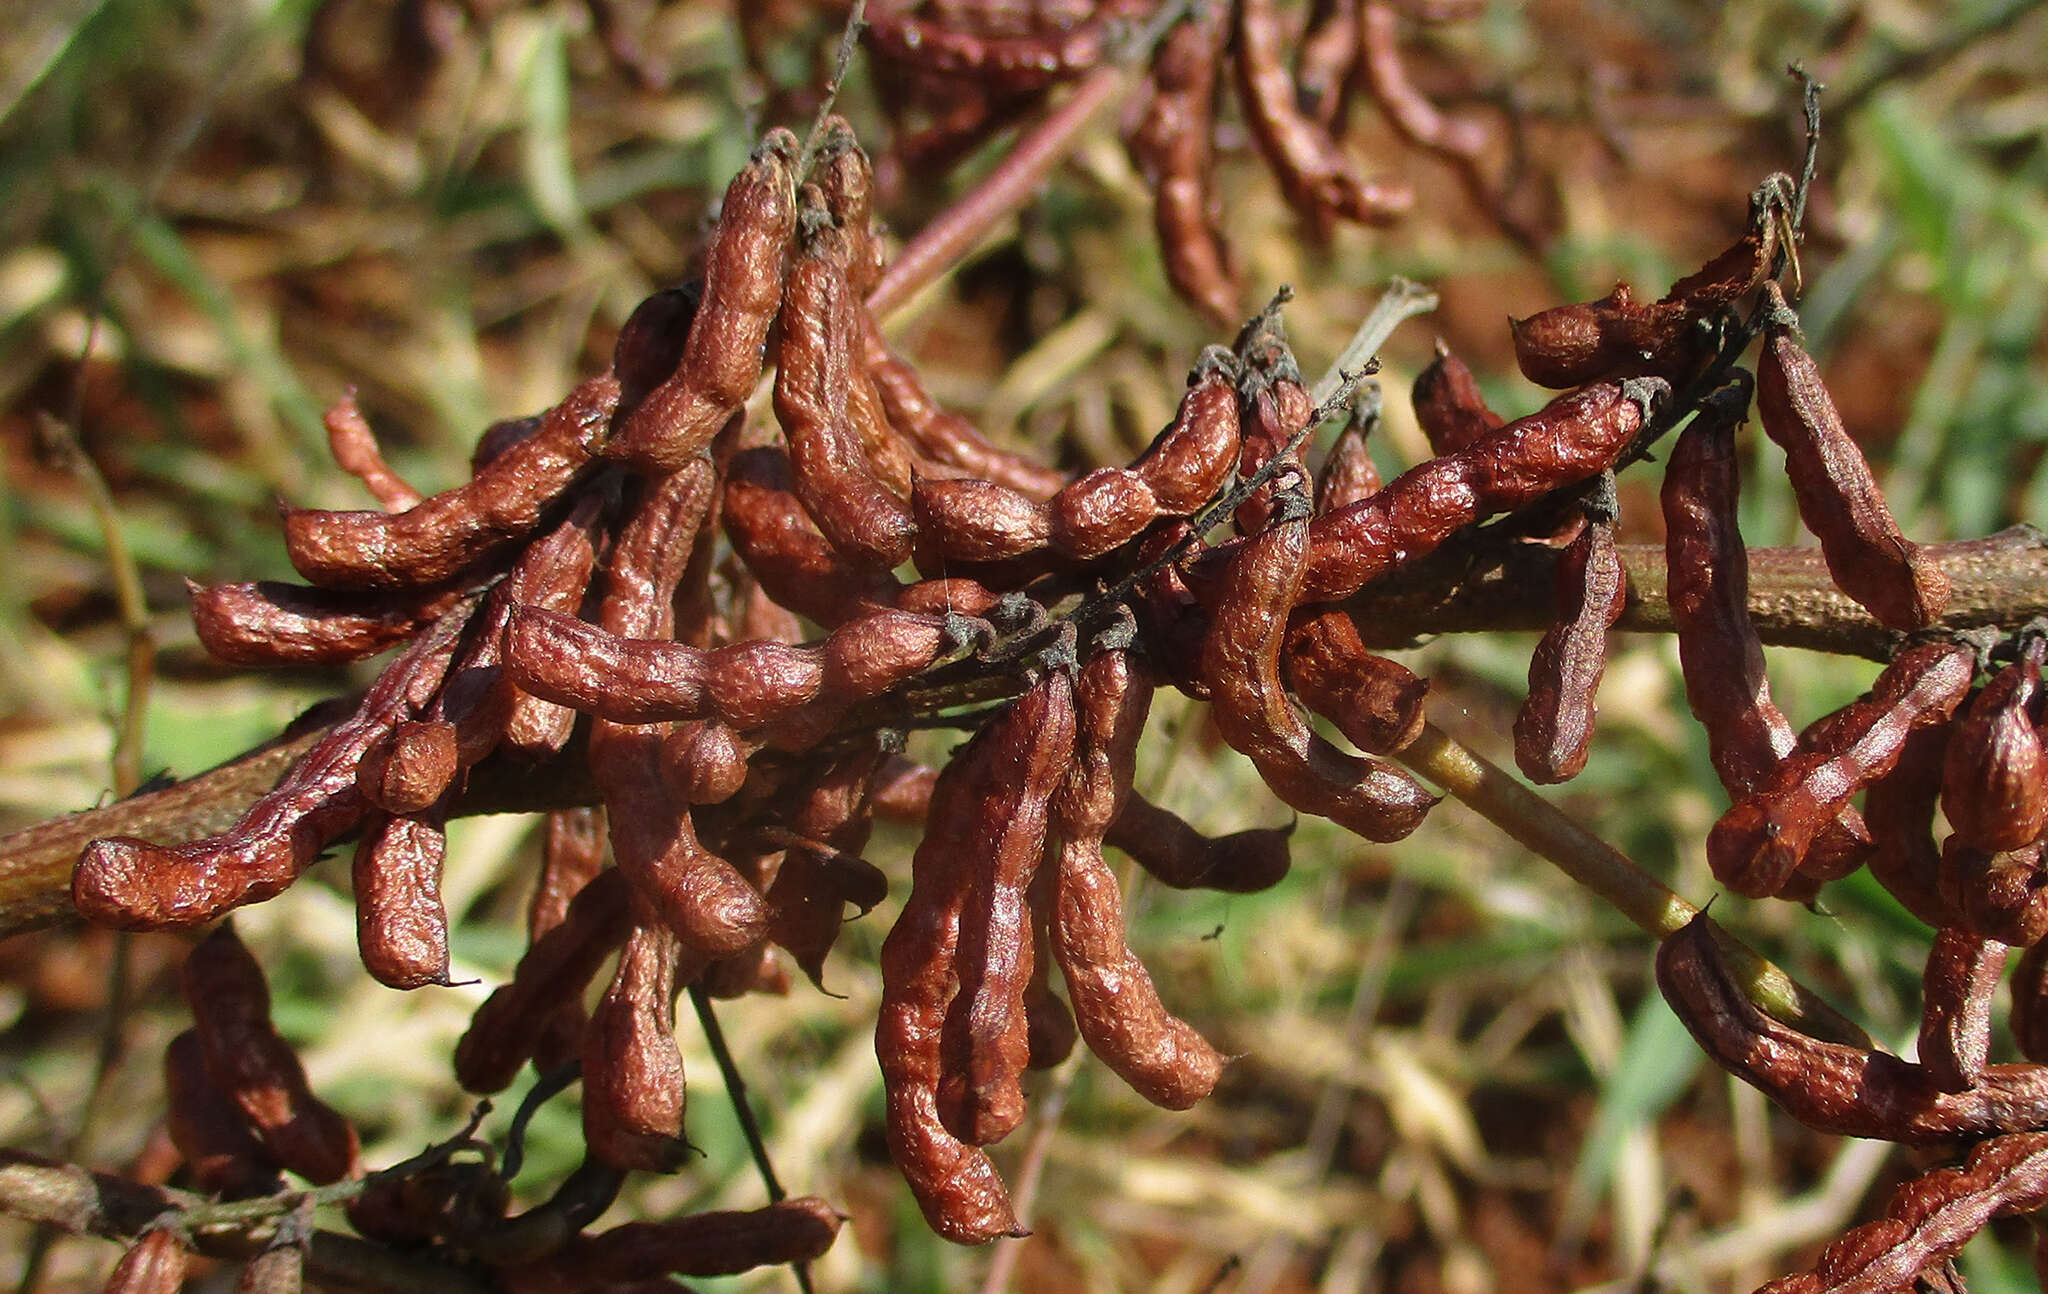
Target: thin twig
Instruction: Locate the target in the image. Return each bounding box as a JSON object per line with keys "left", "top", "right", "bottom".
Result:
{"left": 1393, "top": 721, "right": 1870, "bottom": 1048}
{"left": 799, "top": 0, "right": 868, "bottom": 166}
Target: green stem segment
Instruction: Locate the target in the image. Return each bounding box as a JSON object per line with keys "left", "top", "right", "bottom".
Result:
{"left": 1395, "top": 720, "right": 1871, "bottom": 1049}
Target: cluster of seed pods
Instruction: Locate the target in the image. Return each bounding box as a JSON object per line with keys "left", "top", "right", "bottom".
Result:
{"left": 826, "top": 0, "right": 1534, "bottom": 323}
{"left": 67, "top": 106, "right": 2039, "bottom": 1286}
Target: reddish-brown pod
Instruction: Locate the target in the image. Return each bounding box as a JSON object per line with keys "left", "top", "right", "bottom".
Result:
{"left": 1313, "top": 392, "right": 1382, "bottom": 513}
{"left": 607, "top": 130, "right": 799, "bottom": 472}
{"left": 2012, "top": 940, "right": 2048, "bottom": 1063}
{"left": 1513, "top": 499, "right": 1626, "bottom": 784}
{"left": 1126, "top": 2, "right": 1239, "bottom": 324}
{"left": 187, "top": 579, "right": 459, "bottom": 666}
{"left": 1942, "top": 647, "right": 2046, "bottom": 852}
{"left": 1865, "top": 724, "right": 1962, "bottom": 929}
{"left": 512, "top": 1197, "right": 842, "bottom": 1285}
{"left": 1916, "top": 926, "right": 2007, "bottom": 1092}
{"left": 323, "top": 388, "right": 422, "bottom": 510}
{"left": 1105, "top": 794, "right": 1294, "bottom": 893}
{"left": 1755, "top": 283, "right": 1950, "bottom": 630}
{"left": 1282, "top": 607, "right": 1428, "bottom": 756}
{"left": 352, "top": 808, "right": 452, "bottom": 989}
{"left": 582, "top": 921, "right": 696, "bottom": 1172}
{"left": 163, "top": 1029, "right": 284, "bottom": 1200}
{"left": 1411, "top": 341, "right": 1502, "bottom": 456}
{"left": 181, "top": 925, "right": 360, "bottom": 1185}
{"left": 101, "top": 1230, "right": 185, "bottom": 1294}
{"left": 1509, "top": 283, "right": 1701, "bottom": 389}
{"left": 355, "top": 719, "right": 458, "bottom": 814}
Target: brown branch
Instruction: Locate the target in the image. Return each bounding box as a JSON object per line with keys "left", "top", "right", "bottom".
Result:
{"left": 0, "top": 1151, "right": 493, "bottom": 1294}
{"left": 0, "top": 530, "right": 2040, "bottom": 943}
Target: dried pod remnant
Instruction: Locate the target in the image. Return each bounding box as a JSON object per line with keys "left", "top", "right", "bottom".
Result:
{"left": 1127, "top": 2, "right": 1239, "bottom": 324}
{"left": 1942, "top": 645, "right": 2047, "bottom": 853}
{"left": 1756, "top": 284, "right": 1950, "bottom": 631}
{"left": 606, "top": 130, "right": 799, "bottom": 473}
{"left": 512, "top": 1197, "right": 842, "bottom": 1285}
{"left": 1707, "top": 642, "right": 1974, "bottom": 897}
{"left": 1513, "top": 492, "right": 1626, "bottom": 783}
{"left": 1053, "top": 648, "right": 1226, "bottom": 1108}
{"left": 182, "top": 925, "right": 359, "bottom": 1185}
{"left": 101, "top": 1230, "right": 186, "bottom": 1294}
{"left": 1411, "top": 342, "right": 1501, "bottom": 457}
{"left": 1917, "top": 927, "right": 2007, "bottom": 1092}
{"left": 583, "top": 921, "right": 695, "bottom": 1172}
{"left": 163, "top": 1029, "right": 284, "bottom": 1199}
{"left": 188, "top": 579, "right": 462, "bottom": 666}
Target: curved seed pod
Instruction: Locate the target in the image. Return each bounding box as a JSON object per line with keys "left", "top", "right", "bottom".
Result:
{"left": 765, "top": 741, "right": 890, "bottom": 986}
{"left": 1943, "top": 839, "right": 2048, "bottom": 949}
{"left": 1661, "top": 188, "right": 1780, "bottom": 310}
{"left": 879, "top": 684, "right": 1095, "bottom": 1241}
{"left": 815, "top": 118, "right": 887, "bottom": 295}
{"left": 514, "top": 1197, "right": 841, "bottom": 1283}
{"left": 1314, "top": 389, "right": 1383, "bottom": 512}
{"left": 660, "top": 720, "right": 753, "bottom": 806}
{"left": 860, "top": 313, "right": 1067, "bottom": 501}
{"left": 1865, "top": 724, "right": 1962, "bottom": 929}
{"left": 723, "top": 447, "right": 999, "bottom": 626}
{"left": 937, "top": 670, "right": 1076, "bottom": 1146}
{"left": 912, "top": 477, "right": 1053, "bottom": 567}
{"left": 870, "top": 756, "right": 938, "bottom": 822}
{"left": 529, "top": 806, "right": 609, "bottom": 1072}
{"left": 1296, "top": 0, "right": 1359, "bottom": 127}
{"left": 282, "top": 372, "right": 618, "bottom": 590}
{"left": 323, "top": 389, "right": 422, "bottom": 510}
{"left": 163, "top": 1029, "right": 284, "bottom": 1200}
{"left": 1232, "top": 346, "right": 1315, "bottom": 536}
{"left": 504, "top": 605, "right": 959, "bottom": 727}
{"left": 2011, "top": 940, "right": 2048, "bottom": 1063}
{"left": 457, "top": 869, "right": 632, "bottom": 1093}
{"left": 101, "top": 1230, "right": 185, "bottom": 1294}
{"left": 1297, "top": 377, "right": 1668, "bottom": 602}
{"left": 582, "top": 920, "right": 700, "bottom": 1172}
{"left": 1411, "top": 341, "right": 1502, "bottom": 457}
{"left": 606, "top": 130, "right": 799, "bottom": 473}
{"left": 864, "top": 8, "right": 1113, "bottom": 87}
{"left": 1201, "top": 468, "right": 1436, "bottom": 841}
{"left": 1707, "top": 642, "right": 1974, "bottom": 897}
{"left": 1126, "top": 4, "right": 1238, "bottom": 324}
{"left": 1106, "top": 793, "right": 1294, "bottom": 892}
{"left": 75, "top": 607, "right": 470, "bottom": 929}
{"left": 1359, "top": 2, "right": 1490, "bottom": 159}
{"left": 1751, "top": 1132, "right": 2048, "bottom": 1294}
{"left": 1942, "top": 649, "right": 2046, "bottom": 853}
{"left": 1509, "top": 284, "right": 1704, "bottom": 389}
{"left": 1052, "top": 648, "right": 1225, "bottom": 1108}
{"left": 495, "top": 488, "right": 609, "bottom": 758}
{"left": 355, "top": 719, "right": 458, "bottom": 814}
{"left": 1656, "top": 914, "right": 2048, "bottom": 1142}
{"left": 1756, "top": 284, "right": 1950, "bottom": 630}
{"left": 182, "top": 925, "right": 360, "bottom": 1184}
{"left": 187, "top": 579, "right": 463, "bottom": 666}
{"left": 1234, "top": 0, "right": 1412, "bottom": 229}
{"left": 588, "top": 466, "right": 767, "bottom": 957}
{"left": 776, "top": 196, "right": 917, "bottom": 568}
{"left": 1283, "top": 607, "right": 1428, "bottom": 755}
{"left": 1917, "top": 926, "right": 2006, "bottom": 1092}
{"left": 352, "top": 806, "right": 451, "bottom": 989}
{"left": 1513, "top": 501, "right": 1626, "bottom": 783}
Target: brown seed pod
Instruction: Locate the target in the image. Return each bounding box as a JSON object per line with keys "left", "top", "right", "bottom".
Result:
{"left": 582, "top": 920, "right": 699, "bottom": 1172}
{"left": 763, "top": 741, "right": 890, "bottom": 986}
{"left": 1105, "top": 793, "right": 1294, "bottom": 893}
{"left": 355, "top": 719, "right": 458, "bottom": 814}
{"left": 1126, "top": 4, "right": 1239, "bottom": 325}
{"left": 1359, "top": 2, "right": 1490, "bottom": 160}
{"left": 1513, "top": 498, "right": 1626, "bottom": 783}
{"left": 1282, "top": 607, "right": 1428, "bottom": 755}
{"left": 1706, "top": 642, "right": 1974, "bottom": 898}
{"left": 776, "top": 195, "right": 918, "bottom": 568}
{"left": 182, "top": 925, "right": 360, "bottom": 1184}
{"left": 504, "top": 604, "right": 961, "bottom": 728}
{"left": 1411, "top": 341, "right": 1502, "bottom": 457}
{"left": 605, "top": 130, "right": 799, "bottom": 473}
{"left": 1865, "top": 724, "right": 1962, "bottom": 930}
{"left": 281, "top": 372, "right": 618, "bottom": 590}
{"left": 235, "top": 1241, "right": 304, "bottom": 1294}
{"left": 187, "top": 579, "right": 464, "bottom": 666}
{"left": 457, "top": 869, "right": 632, "bottom": 1093}
{"left": 1297, "top": 377, "right": 1668, "bottom": 602}
{"left": 1751, "top": 1132, "right": 2048, "bottom": 1294}
{"left": 163, "top": 1028, "right": 284, "bottom": 1200}
{"left": 1234, "top": 0, "right": 1413, "bottom": 230}
{"left": 352, "top": 807, "right": 452, "bottom": 989}
{"left": 864, "top": 5, "right": 1115, "bottom": 88}
{"left": 1201, "top": 467, "right": 1436, "bottom": 841}
{"left": 1051, "top": 647, "right": 1226, "bottom": 1108}
{"left": 1917, "top": 926, "right": 2007, "bottom": 1092}
{"left": 494, "top": 488, "right": 610, "bottom": 759}
{"left": 1942, "top": 838, "right": 2048, "bottom": 949}
{"left": 1313, "top": 390, "right": 1383, "bottom": 512}
{"left": 1756, "top": 284, "right": 1951, "bottom": 631}
{"left": 514, "top": 1197, "right": 842, "bottom": 1283}
{"left": 861, "top": 313, "right": 1068, "bottom": 501}
{"left": 1296, "top": 0, "right": 1359, "bottom": 128}
{"left": 879, "top": 683, "right": 1093, "bottom": 1241}
{"left": 815, "top": 118, "right": 887, "bottom": 295}
{"left": 101, "top": 1229, "right": 185, "bottom": 1294}
{"left": 1656, "top": 914, "right": 2048, "bottom": 1142}
{"left": 1231, "top": 343, "right": 1316, "bottom": 536}
{"left": 660, "top": 720, "right": 754, "bottom": 806}
{"left": 936, "top": 670, "right": 1076, "bottom": 1147}
{"left": 323, "top": 388, "right": 423, "bottom": 511}
{"left": 1941, "top": 647, "right": 2047, "bottom": 853}
{"left": 1508, "top": 283, "right": 1704, "bottom": 389}
{"left": 528, "top": 807, "right": 609, "bottom": 1071}
{"left": 75, "top": 607, "right": 470, "bottom": 929}
{"left": 2011, "top": 939, "right": 2048, "bottom": 1063}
